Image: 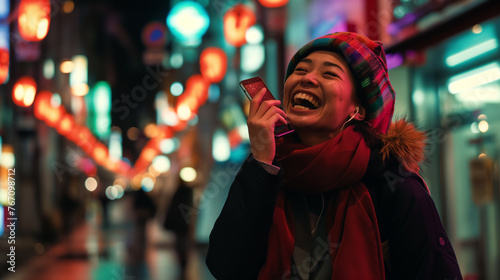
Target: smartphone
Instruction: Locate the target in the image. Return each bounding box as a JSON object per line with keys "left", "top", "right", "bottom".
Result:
{"left": 239, "top": 76, "right": 294, "bottom": 137}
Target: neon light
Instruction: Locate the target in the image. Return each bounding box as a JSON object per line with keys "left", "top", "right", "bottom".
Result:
{"left": 43, "top": 59, "right": 54, "bottom": 79}
{"left": 93, "top": 81, "right": 111, "bottom": 114}
{"left": 109, "top": 130, "right": 122, "bottom": 162}
{"left": 18, "top": 0, "right": 51, "bottom": 41}
{"left": 0, "top": 145, "right": 14, "bottom": 169}
{"left": 212, "top": 128, "right": 230, "bottom": 162}
{"left": 0, "top": 0, "right": 10, "bottom": 19}
{"left": 70, "top": 55, "right": 88, "bottom": 96}
{"left": 166, "top": 1, "right": 209, "bottom": 45}
{"left": 258, "top": 0, "right": 288, "bottom": 8}
{"left": 245, "top": 25, "right": 264, "bottom": 44}
{"left": 0, "top": 25, "right": 9, "bottom": 84}
{"left": 241, "top": 44, "right": 265, "bottom": 73}
{"left": 446, "top": 39, "right": 498, "bottom": 67}
{"left": 0, "top": 206, "right": 4, "bottom": 236}
{"left": 455, "top": 84, "right": 500, "bottom": 103}
{"left": 448, "top": 63, "right": 500, "bottom": 94}
{"left": 12, "top": 76, "right": 36, "bottom": 107}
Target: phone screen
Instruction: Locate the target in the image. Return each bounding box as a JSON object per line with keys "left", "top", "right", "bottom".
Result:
{"left": 239, "top": 77, "right": 276, "bottom": 101}
{"left": 239, "top": 77, "right": 294, "bottom": 137}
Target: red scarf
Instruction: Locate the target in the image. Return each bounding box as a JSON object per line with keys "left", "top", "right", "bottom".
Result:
{"left": 258, "top": 127, "right": 385, "bottom": 279}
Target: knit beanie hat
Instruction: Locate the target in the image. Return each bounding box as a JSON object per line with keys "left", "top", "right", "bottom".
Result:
{"left": 285, "top": 32, "right": 395, "bottom": 134}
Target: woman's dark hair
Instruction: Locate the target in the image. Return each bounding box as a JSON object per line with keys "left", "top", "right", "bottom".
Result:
{"left": 352, "top": 120, "right": 381, "bottom": 148}
{"left": 349, "top": 78, "right": 382, "bottom": 149}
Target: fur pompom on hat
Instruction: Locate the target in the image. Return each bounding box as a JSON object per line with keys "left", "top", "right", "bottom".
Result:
{"left": 285, "top": 32, "right": 396, "bottom": 134}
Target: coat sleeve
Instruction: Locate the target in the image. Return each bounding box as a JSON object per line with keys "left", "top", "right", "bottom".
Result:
{"left": 206, "top": 155, "right": 282, "bottom": 280}
{"left": 387, "top": 175, "right": 463, "bottom": 280}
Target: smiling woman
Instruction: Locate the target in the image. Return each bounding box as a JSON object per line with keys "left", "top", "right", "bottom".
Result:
{"left": 283, "top": 51, "right": 361, "bottom": 146}
{"left": 206, "top": 32, "right": 462, "bottom": 280}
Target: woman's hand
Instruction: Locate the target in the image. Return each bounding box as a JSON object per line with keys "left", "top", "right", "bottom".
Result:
{"left": 247, "top": 88, "right": 288, "bottom": 165}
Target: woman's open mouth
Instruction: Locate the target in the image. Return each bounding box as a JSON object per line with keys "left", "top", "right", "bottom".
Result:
{"left": 292, "top": 92, "right": 321, "bottom": 110}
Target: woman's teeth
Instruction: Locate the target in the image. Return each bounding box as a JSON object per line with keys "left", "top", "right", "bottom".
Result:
{"left": 293, "top": 93, "right": 320, "bottom": 110}
{"left": 294, "top": 105, "right": 311, "bottom": 110}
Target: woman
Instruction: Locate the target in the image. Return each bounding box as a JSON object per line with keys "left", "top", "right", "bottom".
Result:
{"left": 206, "top": 32, "right": 462, "bottom": 280}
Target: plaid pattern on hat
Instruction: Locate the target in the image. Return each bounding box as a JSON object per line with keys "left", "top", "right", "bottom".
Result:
{"left": 285, "top": 32, "right": 395, "bottom": 134}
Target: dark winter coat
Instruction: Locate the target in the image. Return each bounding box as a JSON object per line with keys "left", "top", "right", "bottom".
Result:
{"left": 206, "top": 121, "right": 462, "bottom": 280}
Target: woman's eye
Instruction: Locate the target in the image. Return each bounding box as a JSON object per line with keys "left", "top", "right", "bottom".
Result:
{"left": 295, "top": 68, "right": 307, "bottom": 73}
{"left": 325, "top": 72, "right": 337, "bottom": 77}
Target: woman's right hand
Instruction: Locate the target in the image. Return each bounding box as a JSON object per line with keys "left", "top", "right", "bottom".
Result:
{"left": 247, "top": 88, "right": 288, "bottom": 165}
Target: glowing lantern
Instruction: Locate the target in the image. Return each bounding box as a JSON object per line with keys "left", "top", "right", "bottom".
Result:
{"left": 200, "top": 47, "right": 227, "bottom": 83}
{"left": 177, "top": 104, "right": 192, "bottom": 121}
{"left": 18, "top": 0, "right": 51, "bottom": 42}
{"left": 13, "top": 76, "right": 36, "bottom": 107}
{"left": 57, "top": 113, "right": 75, "bottom": 137}
{"left": 92, "top": 143, "right": 108, "bottom": 165}
{"left": 0, "top": 48, "right": 8, "bottom": 84}
{"left": 34, "top": 90, "right": 52, "bottom": 120}
{"left": 177, "top": 74, "right": 209, "bottom": 113}
{"left": 191, "top": 75, "right": 210, "bottom": 105}
{"left": 45, "top": 103, "right": 65, "bottom": 128}
{"left": 224, "top": 4, "right": 256, "bottom": 47}
{"left": 258, "top": 0, "right": 289, "bottom": 8}
{"left": 75, "top": 127, "right": 97, "bottom": 154}
{"left": 142, "top": 147, "right": 157, "bottom": 162}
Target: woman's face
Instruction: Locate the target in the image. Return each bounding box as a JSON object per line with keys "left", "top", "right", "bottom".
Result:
{"left": 283, "top": 50, "right": 358, "bottom": 139}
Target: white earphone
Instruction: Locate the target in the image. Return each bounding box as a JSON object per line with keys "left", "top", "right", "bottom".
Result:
{"left": 340, "top": 106, "right": 359, "bottom": 132}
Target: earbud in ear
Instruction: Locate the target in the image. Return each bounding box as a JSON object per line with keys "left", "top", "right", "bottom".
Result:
{"left": 340, "top": 106, "right": 362, "bottom": 132}
{"left": 349, "top": 107, "right": 359, "bottom": 119}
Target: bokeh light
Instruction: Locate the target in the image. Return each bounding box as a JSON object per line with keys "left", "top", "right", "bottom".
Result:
{"left": 105, "top": 185, "right": 119, "bottom": 200}
{"left": 127, "top": 127, "right": 140, "bottom": 141}
{"left": 478, "top": 120, "right": 489, "bottom": 133}
{"left": 171, "top": 82, "right": 184, "bottom": 96}
{"left": 166, "top": 1, "right": 210, "bottom": 45}
{"left": 160, "top": 138, "right": 179, "bottom": 154}
{"left": 180, "top": 167, "right": 197, "bottom": 182}
{"left": 43, "top": 59, "right": 54, "bottom": 79}
{"left": 152, "top": 155, "right": 171, "bottom": 173}
{"left": 85, "top": 177, "right": 98, "bottom": 192}
{"left": 60, "top": 60, "right": 74, "bottom": 73}
{"left": 212, "top": 129, "right": 230, "bottom": 162}
{"left": 144, "top": 123, "right": 159, "bottom": 138}
{"left": 245, "top": 25, "right": 264, "bottom": 44}
{"left": 141, "top": 176, "right": 155, "bottom": 192}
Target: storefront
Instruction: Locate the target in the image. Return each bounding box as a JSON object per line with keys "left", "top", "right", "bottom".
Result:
{"left": 409, "top": 15, "right": 500, "bottom": 280}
